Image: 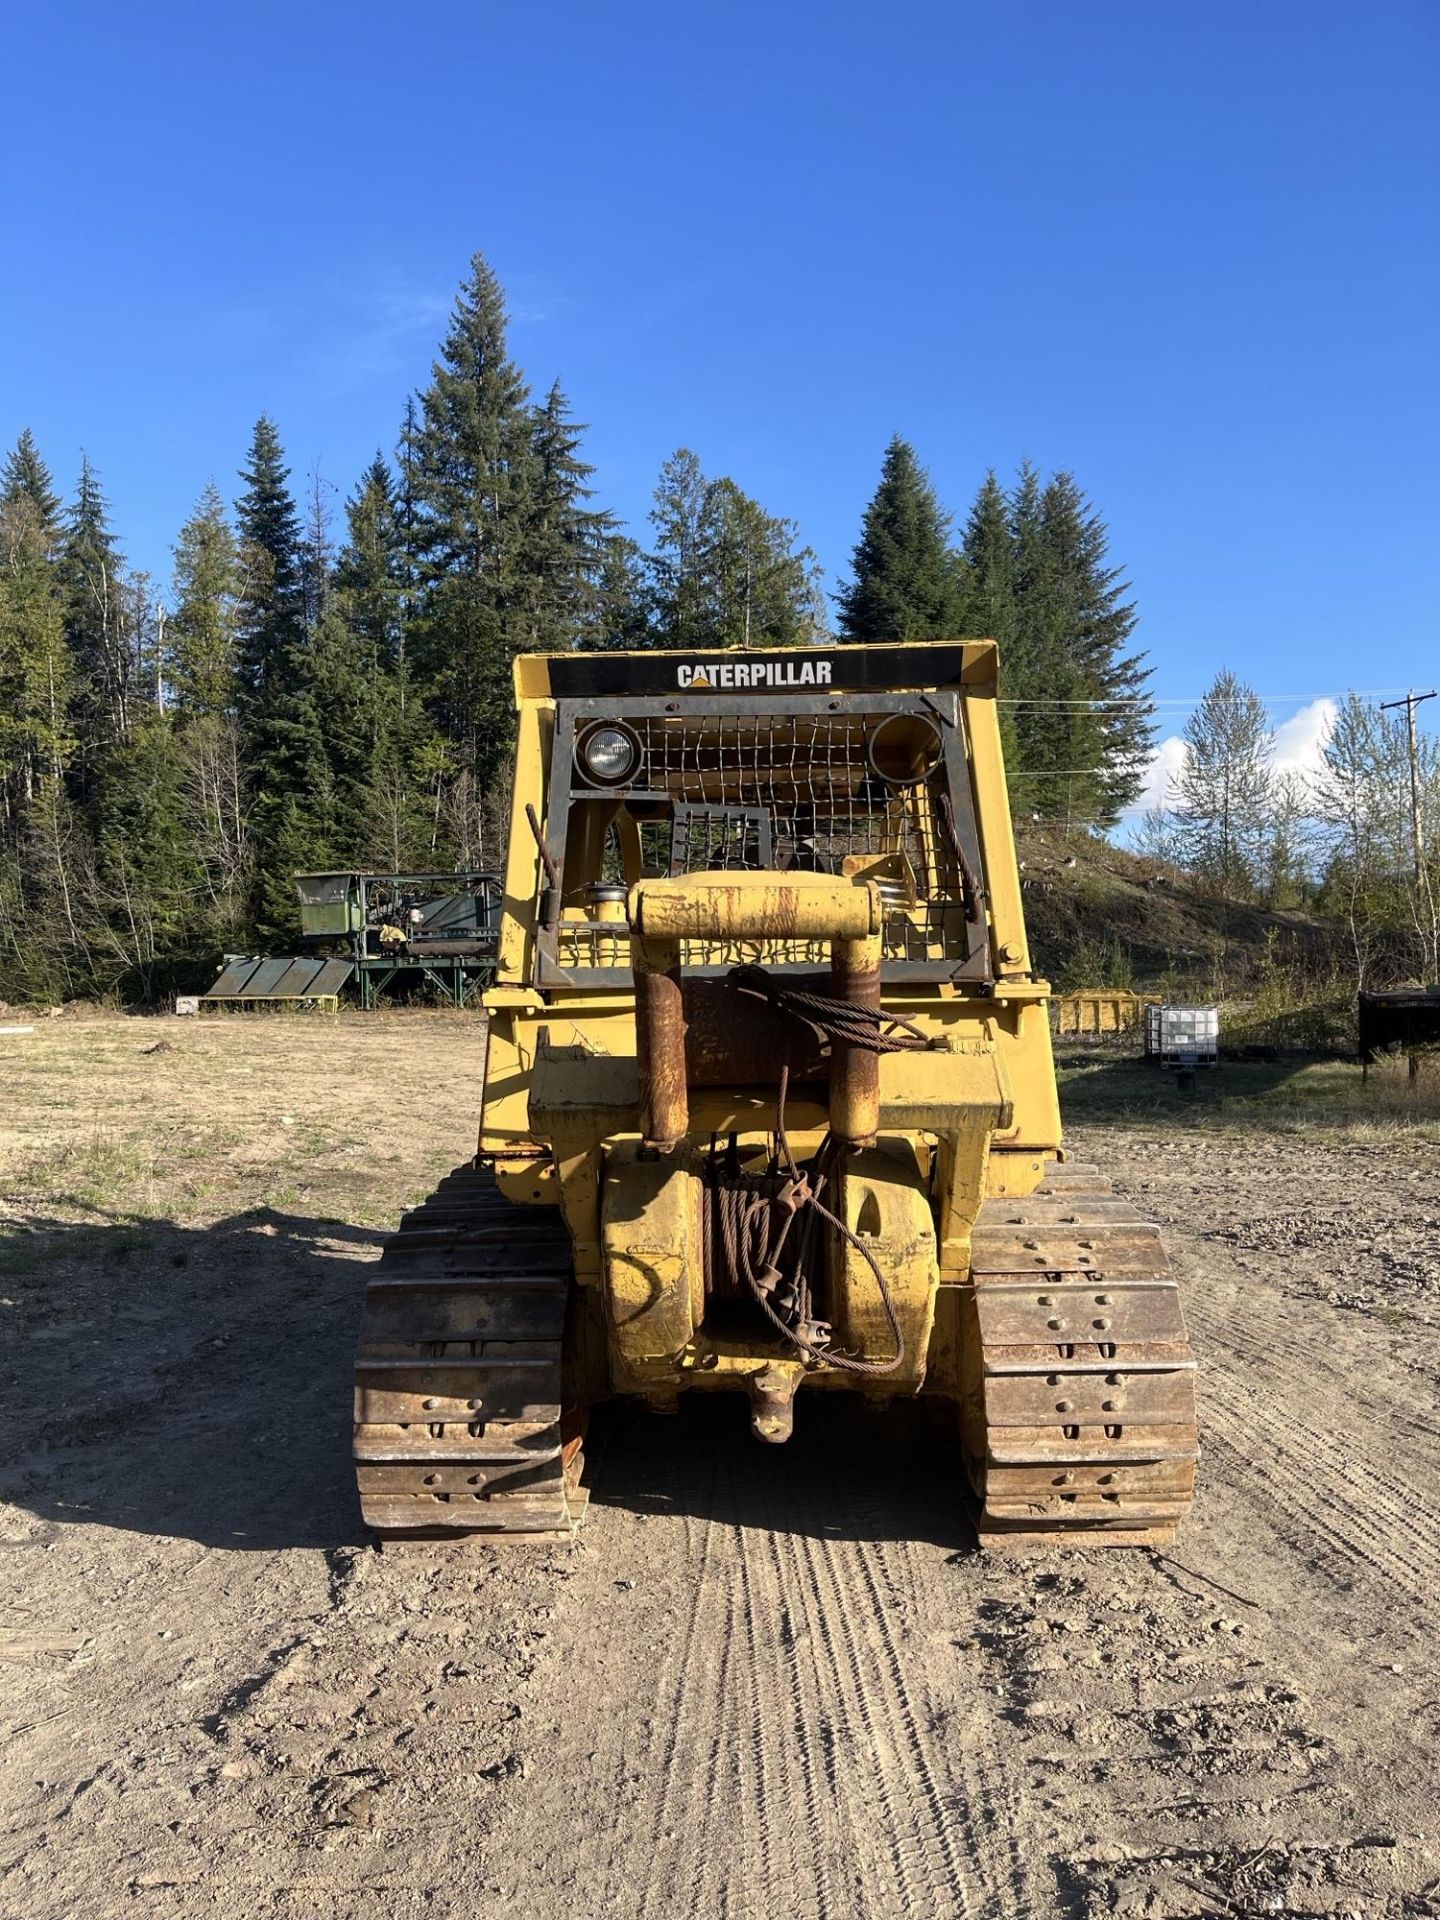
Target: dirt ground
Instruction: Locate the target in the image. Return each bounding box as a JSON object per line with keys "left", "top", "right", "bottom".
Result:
{"left": 1, "top": 1014, "right": 1437, "bottom": 1920}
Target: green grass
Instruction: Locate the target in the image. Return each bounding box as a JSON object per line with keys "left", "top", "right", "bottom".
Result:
{"left": 1057, "top": 1048, "right": 1440, "bottom": 1143}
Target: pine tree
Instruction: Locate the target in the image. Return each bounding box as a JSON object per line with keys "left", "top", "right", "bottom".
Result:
{"left": 700, "top": 478, "right": 824, "bottom": 648}
{"left": 521, "top": 380, "right": 615, "bottom": 652}
{"left": 1, "top": 430, "right": 62, "bottom": 545}
{"left": 956, "top": 470, "right": 1019, "bottom": 759}
{"left": 299, "top": 465, "right": 337, "bottom": 638}
{"left": 1004, "top": 462, "right": 1084, "bottom": 811}
{"left": 837, "top": 437, "right": 964, "bottom": 642}
{"left": 0, "top": 489, "right": 84, "bottom": 997}
{"left": 234, "top": 416, "right": 306, "bottom": 702}
{"left": 234, "top": 418, "right": 330, "bottom": 938}
{"left": 645, "top": 449, "right": 712, "bottom": 650}
{"left": 409, "top": 252, "right": 535, "bottom": 791}
{"left": 1172, "top": 670, "right": 1273, "bottom": 895}
{"left": 332, "top": 455, "right": 437, "bottom": 867}
{"left": 645, "top": 451, "right": 824, "bottom": 650}
{"left": 954, "top": 465, "right": 1154, "bottom": 828}
{"left": 170, "top": 483, "right": 241, "bottom": 717}
{"left": 0, "top": 492, "right": 72, "bottom": 831}
{"left": 169, "top": 485, "right": 248, "bottom": 934}
{"left": 61, "top": 456, "right": 132, "bottom": 781}
{"left": 956, "top": 471, "right": 1014, "bottom": 646}
{"left": 1037, "top": 473, "right": 1153, "bottom": 823}
{"left": 590, "top": 535, "right": 653, "bottom": 649}
{"left": 336, "top": 456, "right": 404, "bottom": 673}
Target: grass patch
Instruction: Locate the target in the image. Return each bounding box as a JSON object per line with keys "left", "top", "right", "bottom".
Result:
{"left": 1058, "top": 1049, "right": 1440, "bottom": 1143}
{"left": 6, "top": 1133, "right": 167, "bottom": 1218}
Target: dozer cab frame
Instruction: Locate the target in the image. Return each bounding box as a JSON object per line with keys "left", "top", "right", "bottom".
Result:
{"left": 352, "top": 641, "right": 1197, "bottom": 1546}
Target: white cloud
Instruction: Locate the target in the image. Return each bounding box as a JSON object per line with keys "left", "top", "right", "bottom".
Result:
{"left": 1271, "top": 697, "right": 1337, "bottom": 781}
{"left": 1123, "top": 696, "right": 1337, "bottom": 820}
{"left": 1129, "top": 732, "right": 1188, "bottom": 816}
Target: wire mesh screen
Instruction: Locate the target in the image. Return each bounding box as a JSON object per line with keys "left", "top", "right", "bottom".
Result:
{"left": 623, "top": 712, "right": 947, "bottom": 882}
{"left": 669, "top": 803, "right": 774, "bottom": 875}
{"left": 548, "top": 703, "right": 985, "bottom": 977}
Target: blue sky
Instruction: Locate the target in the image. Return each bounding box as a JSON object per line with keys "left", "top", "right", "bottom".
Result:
{"left": 3, "top": 1, "right": 1436, "bottom": 793}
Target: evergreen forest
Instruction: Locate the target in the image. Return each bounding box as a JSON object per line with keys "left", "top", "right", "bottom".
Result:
{"left": 1, "top": 251, "right": 1157, "bottom": 1002}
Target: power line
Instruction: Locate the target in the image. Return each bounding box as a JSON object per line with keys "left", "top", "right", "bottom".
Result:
{"left": 997, "top": 688, "right": 1415, "bottom": 709}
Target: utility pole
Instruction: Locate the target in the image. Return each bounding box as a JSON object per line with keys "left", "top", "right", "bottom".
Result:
{"left": 1381, "top": 689, "right": 1438, "bottom": 982}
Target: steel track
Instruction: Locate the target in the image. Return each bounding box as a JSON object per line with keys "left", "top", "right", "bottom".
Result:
{"left": 352, "top": 1163, "right": 584, "bottom": 1537}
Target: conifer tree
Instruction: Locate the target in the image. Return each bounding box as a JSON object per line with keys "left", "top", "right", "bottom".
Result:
{"left": 0, "top": 490, "right": 83, "bottom": 997}
{"left": 645, "top": 449, "right": 712, "bottom": 650}
{"left": 1, "top": 430, "right": 62, "bottom": 545}
{"left": 234, "top": 416, "right": 306, "bottom": 702}
{"left": 169, "top": 485, "right": 248, "bottom": 932}
{"left": 409, "top": 252, "right": 535, "bottom": 790}
{"left": 952, "top": 465, "right": 1154, "bottom": 827}
{"left": 522, "top": 380, "right": 615, "bottom": 651}
{"left": 171, "top": 484, "right": 241, "bottom": 717}
{"left": 701, "top": 478, "right": 824, "bottom": 648}
{"left": 234, "top": 418, "right": 330, "bottom": 938}
{"left": 956, "top": 471, "right": 1018, "bottom": 758}
{"left": 336, "top": 456, "right": 404, "bottom": 673}
{"left": 591, "top": 536, "right": 653, "bottom": 649}
{"left": 837, "top": 437, "right": 963, "bottom": 642}
{"left": 645, "top": 451, "right": 824, "bottom": 650}
{"left": 956, "top": 471, "right": 1014, "bottom": 648}
{"left": 0, "top": 493, "right": 72, "bottom": 830}
{"left": 1037, "top": 473, "right": 1153, "bottom": 822}
{"left": 88, "top": 710, "right": 202, "bottom": 997}
{"left": 333, "top": 455, "right": 436, "bottom": 867}
{"left": 61, "top": 456, "right": 132, "bottom": 780}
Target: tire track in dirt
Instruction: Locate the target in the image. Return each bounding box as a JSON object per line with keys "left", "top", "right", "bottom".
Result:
{"left": 1187, "top": 1292, "right": 1440, "bottom": 1604}
{"left": 499, "top": 1406, "right": 1040, "bottom": 1920}
{"left": 772, "top": 1443, "right": 1036, "bottom": 1920}
{"left": 722, "top": 1500, "right": 830, "bottom": 1919}
{"left": 609, "top": 1446, "right": 747, "bottom": 1920}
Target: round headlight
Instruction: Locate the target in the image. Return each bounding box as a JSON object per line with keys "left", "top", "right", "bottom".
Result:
{"left": 582, "top": 725, "right": 638, "bottom": 783}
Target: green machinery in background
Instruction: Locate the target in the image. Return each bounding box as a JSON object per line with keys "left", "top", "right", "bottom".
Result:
{"left": 201, "top": 871, "right": 502, "bottom": 1011}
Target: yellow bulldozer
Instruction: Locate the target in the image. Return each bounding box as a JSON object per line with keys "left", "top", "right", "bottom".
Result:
{"left": 353, "top": 640, "right": 1197, "bottom": 1547}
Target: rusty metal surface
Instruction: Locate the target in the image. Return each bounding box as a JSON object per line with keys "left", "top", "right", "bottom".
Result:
{"left": 963, "top": 1168, "right": 1199, "bottom": 1547}
{"left": 678, "top": 978, "right": 829, "bottom": 1086}
{"left": 634, "top": 937, "right": 687, "bottom": 1149}
{"left": 352, "top": 1163, "right": 583, "bottom": 1537}
{"left": 828, "top": 933, "right": 883, "bottom": 1145}
{"left": 969, "top": 1225, "right": 1169, "bottom": 1278}
{"left": 630, "top": 872, "right": 882, "bottom": 944}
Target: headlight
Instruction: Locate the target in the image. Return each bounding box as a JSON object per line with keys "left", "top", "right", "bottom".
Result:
{"left": 579, "top": 723, "right": 640, "bottom": 784}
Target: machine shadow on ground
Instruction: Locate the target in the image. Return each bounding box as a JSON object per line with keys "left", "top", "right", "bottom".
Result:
{"left": 0, "top": 1206, "right": 980, "bottom": 1558}
{"left": 585, "top": 1394, "right": 979, "bottom": 1552}
{"left": 0, "top": 1206, "right": 385, "bottom": 1555}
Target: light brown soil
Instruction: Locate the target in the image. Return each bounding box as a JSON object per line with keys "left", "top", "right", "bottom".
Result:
{"left": 1, "top": 1015, "right": 1437, "bottom": 1919}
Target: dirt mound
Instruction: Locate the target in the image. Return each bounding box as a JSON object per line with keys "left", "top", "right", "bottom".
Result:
{"left": 1017, "top": 826, "right": 1341, "bottom": 991}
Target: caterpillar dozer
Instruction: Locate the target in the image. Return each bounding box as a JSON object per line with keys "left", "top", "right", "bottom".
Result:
{"left": 353, "top": 640, "right": 1198, "bottom": 1547}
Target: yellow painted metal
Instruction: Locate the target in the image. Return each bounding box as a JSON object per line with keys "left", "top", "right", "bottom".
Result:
{"left": 480, "top": 636, "right": 1070, "bottom": 1416}
{"left": 1054, "top": 988, "right": 1141, "bottom": 1035}
{"left": 600, "top": 1142, "right": 705, "bottom": 1403}
{"left": 629, "top": 872, "right": 882, "bottom": 943}
{"left": 830, "top": 1141, "right": 937, "bottom": 1392}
